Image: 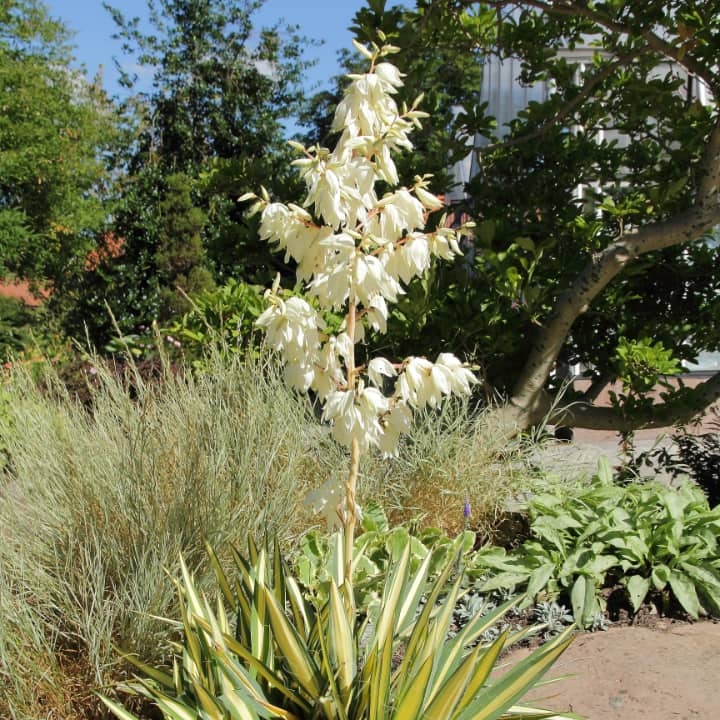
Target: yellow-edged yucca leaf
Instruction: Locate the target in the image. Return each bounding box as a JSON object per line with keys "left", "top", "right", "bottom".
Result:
{"left": 373, "top": 542, "right": 410, "bottom": 648}
{"left": 394, "top": 550, "right": 433, "bottom": 636}
{"left": 206, "top": 541, "right": 236, "bottom": 607}
{"left": 393, "top": 574, "right": 461, "bottom": 701}
{"left": 191, "top": 678, "right": 224, "bottom": 719}
{"left": 247, "top": 533, "right": 260, "bottom": 566}
{"left": 113, "top": 647, "right": 175, "bottom": 690}
{"left": 218, "top": 685, "right": 263, "bottom": 720}
{"left": 177, "top": 585, "right": 205, "bottom": 680}
{"left": 499, "top": 705, "right": 583, "bottom": 719}
{"left": 454, "top": 629, "right": 509, "bottom": 711}
{"left": 459, "top": 627, "right": 575, "bottom": 720}
{"left": 262, "top": 579, "right": 324, "bottom": 698}
{"left": 366, "top": 616, "right": 394, "bottom": 720}
{"left": 285, "top": 573, "right": 313, "bottom": 635}
{"left": 315, "top": 602, "right": 351, "bottom": 720}
{"left": 273, "top": 538, "right": 288, "bottom": 607}
{"left": 214, "top": 636, "right": 308, "bottom": 717}
{"left": 422, "top": 633, "right": 493, "bottom": 720}
{"left": 430, "top": 603, "right": 522, "bottom": 706}
{"left": 424, "top": 574, "right": 464, "bottom": 665}
{"left": 328, "top": 579, "right": 356, "bottom": 694}
{"left": 250, "top": 550, "right": 274, "bottom": 669}
{"left": 151, "top": 689, "right": 199, "bottom": 720}
{"left": 179, "top": 556, "right": 205, "bottom": 617}
{"left": 395, "top": 542, "right": 463, "bottom": 676}
{"left": 98, "top": 696, "right": 143, "bottom": 720}
{"left": 389, "top": 650, "right": 435, "bottom": 719}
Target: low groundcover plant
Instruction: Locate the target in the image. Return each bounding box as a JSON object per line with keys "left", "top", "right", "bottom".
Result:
{"left": 104, "top": 39, "right": 577, "bottom": 720}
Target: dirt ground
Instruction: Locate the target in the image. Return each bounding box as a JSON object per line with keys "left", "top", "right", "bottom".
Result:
{"left": 506, "top": 619, "right": 720, "bottom": 719}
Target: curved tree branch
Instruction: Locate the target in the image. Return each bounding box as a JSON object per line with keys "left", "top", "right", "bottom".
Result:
{"left": 507, "top": 193, "right": 720, "bottom": 427}
{"left": 477, "top": 53, "right": 634, "bottom": 155}
{"left": 549, "top": 371, "right": 720, "bottom": 431}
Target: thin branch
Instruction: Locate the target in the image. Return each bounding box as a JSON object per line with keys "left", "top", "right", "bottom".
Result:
{"left": 479, "top": 1, "right": 717, "bottom": 87}
{"left": 477, "top": 54, "right": 631, "bottom": 155}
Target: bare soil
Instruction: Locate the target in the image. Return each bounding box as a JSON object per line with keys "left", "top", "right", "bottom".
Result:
{"left": 505, "top": 618, "right": 720, "bottom": 719}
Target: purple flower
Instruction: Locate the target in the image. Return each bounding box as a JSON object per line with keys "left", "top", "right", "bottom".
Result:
{"left": 463, "top": 498, "right": 471, "bottom": 519}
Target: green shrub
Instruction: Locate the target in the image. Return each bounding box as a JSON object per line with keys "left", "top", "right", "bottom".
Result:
{"left": 0, "top": 295, "right": 43, "bottom": 363}
{"left": 168, "top": 278, "right": 266, "bottom": 361}
{"left": 473, "top": 459, "right": 720, "bottom": 626}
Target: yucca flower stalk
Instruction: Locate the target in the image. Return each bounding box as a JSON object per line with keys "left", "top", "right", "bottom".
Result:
{"left": 244, "top": 39, "right": 477, "bottom": 581}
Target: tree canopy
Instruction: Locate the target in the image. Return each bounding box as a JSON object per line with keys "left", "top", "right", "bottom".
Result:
{"left": 65, "top": 0, "right": 316, "bottom": 344}
{"left": 313, "top": 0, "right": 720, "bottom": 434}
{"left": 0, "top": 0, "right": 120, "bottom": 286}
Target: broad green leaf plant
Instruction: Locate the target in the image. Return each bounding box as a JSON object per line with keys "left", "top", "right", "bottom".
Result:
{"left": 474, "top": 459, "right": 720, "bottom": 627}
{"left": 104, "top": 40, "right": 577, "bottom": 720}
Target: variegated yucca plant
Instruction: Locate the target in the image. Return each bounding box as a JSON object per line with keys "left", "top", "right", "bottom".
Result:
{"left": 103, "top": 536, "right": 578, "bottom": 720}
{"left": 104, "top": 38, "right": 578, "bottom": 720}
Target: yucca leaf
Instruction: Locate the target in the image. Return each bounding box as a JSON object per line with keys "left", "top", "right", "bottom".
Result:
{"left": 390, "top": 651, "right": 435, "bottom": 720}
{"left": 394, "top": 548, "right": 463, "bottom": 697}
{"left": 285, "top": 574, "right": 313, "bottom": 636}
{"left": 113, "top": 648, "right": 175, "bottom": 690}
{"left": 98, "top": 695, "right": 141, "bottom": 720}
{"left": 328, "top": 580, "right": 356, "bottom": 694}
{"left": 191, "top": 677, "right": 224, "bottom": 719}
{"left": 428, "top": 574, "right": 463, "bottom": 651}
{"left": 218, "top": 633, "right": 311, "bottom": 715}
{"left": 251, "top": 550, "right": 273, "bottom": 668}
{"left": 373, "top": 542, "right": 410, "bottom": 648}
{"left": 206, "top": 541, "right": 236, "bottom": 608}
{"left": 151, "top": 690, "right": 199, "bottom": 720}
{"left": 179, "top": 556, "right": 205, "bottom": 617}
{"left": 422, "top": 634, "right": 490, "bottom": 719}
{"left": 273, "top": 538, "right": 288, "bottom": 608}
{"left": 454, "top": 629, "right": 508, "bottom": 713}
{"left": 177, "top": 588, "right": 205, "bottom": 680}
{"left": 500, "top": 707, "right": 582, "bottom": 719}
{"left": 262, "top": 580, "right": 324, "bottom": 698}
{"left": 395, "top": 550, "right": 433, "bottom": 636}
{"left": 315, "top": 601, "right": 350, "bottom": 720}
{"left": 366, "top": 612, "right": 394, "bottom": 720}
{"left": 457, "top": 627, "right": 574, "bottom": 720}
{"left": 218, "top": 686, "right": 262, "bottom": 720}
{"left": 248, "top": 534, "right": 260, "bottom": 566}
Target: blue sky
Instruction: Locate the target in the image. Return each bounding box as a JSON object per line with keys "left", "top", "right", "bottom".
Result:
{"left": 46, "top": 0, "right": 368, "bottom": 97}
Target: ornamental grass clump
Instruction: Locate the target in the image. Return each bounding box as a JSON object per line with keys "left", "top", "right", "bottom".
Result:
{"left": 105, "top": 39, "right": 576, "bottom": 720}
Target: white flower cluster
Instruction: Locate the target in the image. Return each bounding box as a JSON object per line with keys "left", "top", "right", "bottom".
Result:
{"left": 251, "top": 41, "right": 477, "bottom": 455}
